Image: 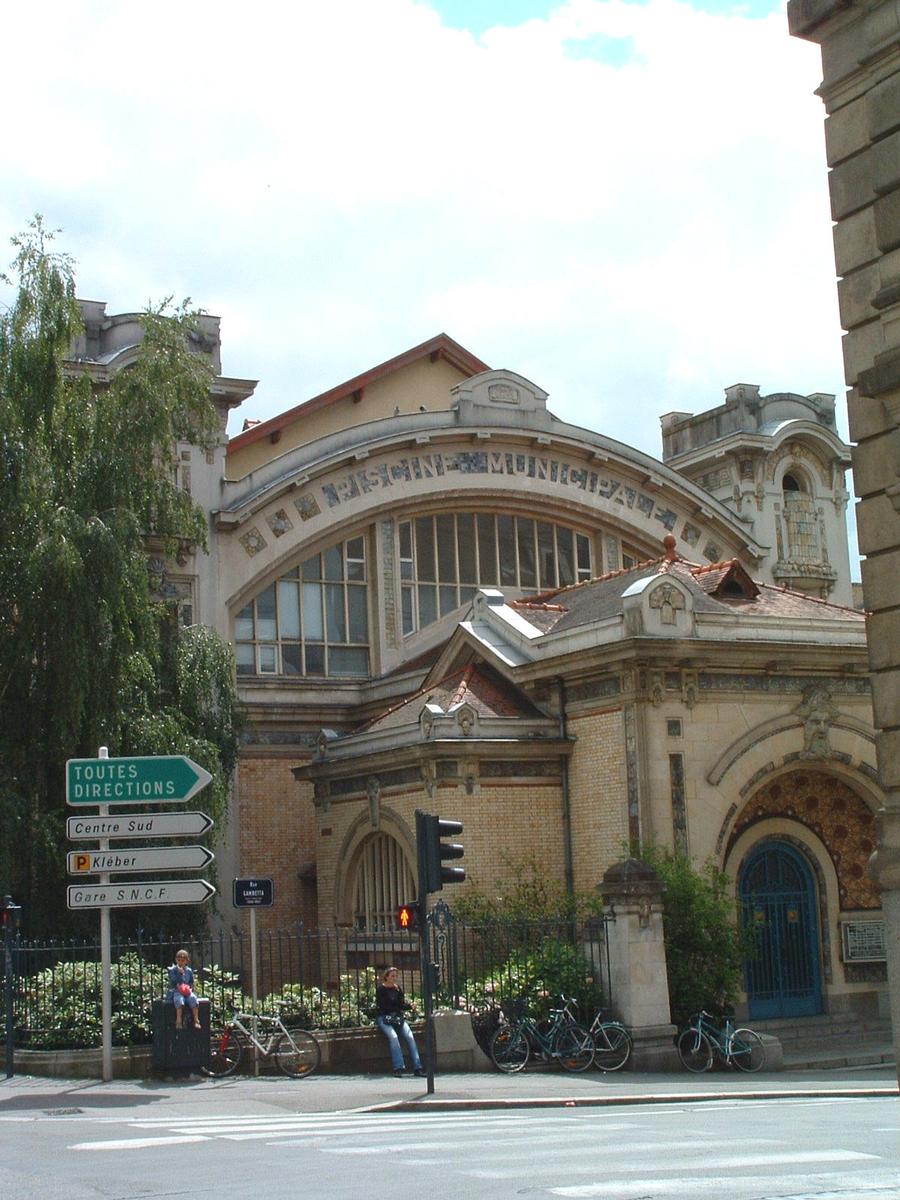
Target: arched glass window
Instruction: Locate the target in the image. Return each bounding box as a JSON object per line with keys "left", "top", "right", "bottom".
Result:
{"left": 352, "top": 834, "right": 417, "bottom": 932}
{"left": 399, "top": 513, "right": 593, "bottom": 636}
{"left": 235, "top": 536, "right": 369, "bottom": 677}
{"left": 780, "top": 468, "right": 820, "bottom": 563}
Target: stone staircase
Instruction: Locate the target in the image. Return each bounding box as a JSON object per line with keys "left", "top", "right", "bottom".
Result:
{"left": 751, "top": 1013, "right": 896, "bottom": 1071}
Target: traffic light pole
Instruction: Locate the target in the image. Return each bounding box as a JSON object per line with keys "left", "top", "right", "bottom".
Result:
{"left": 415, "top": 810, "right": 436, "bottom": 1096}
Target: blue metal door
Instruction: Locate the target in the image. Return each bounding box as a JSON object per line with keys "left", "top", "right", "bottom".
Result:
{"left": 739, "top": 841, "right": 822, "bottom": 1019}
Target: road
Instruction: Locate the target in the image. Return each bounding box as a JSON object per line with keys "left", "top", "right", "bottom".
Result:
{"left": 2, "top": 1092, "right": 898, "bottom": 1199}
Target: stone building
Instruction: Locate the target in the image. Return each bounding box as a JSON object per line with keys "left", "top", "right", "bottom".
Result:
{"left": 72, "top": 310, "right": 888, "bottom": 1023}
{"left": 788, "top": 0, "right": 900, "bottom": 1068}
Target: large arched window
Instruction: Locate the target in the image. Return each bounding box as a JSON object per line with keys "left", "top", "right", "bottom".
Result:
{"left": 781, "top": 468, "right": 820, "bottom": 563}
{"left": 399, "top": 513, "right": 593, "bottom": 636}
{"left": 235, "top": 536, "right": 369, "bottom": 677}
{"left": 352, "top": 833, "right": 417, "bottom": 932}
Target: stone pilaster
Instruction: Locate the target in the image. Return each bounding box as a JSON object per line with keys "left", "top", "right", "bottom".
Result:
{"left": 599, "top": 859, "right": 679, "bottom": 1071}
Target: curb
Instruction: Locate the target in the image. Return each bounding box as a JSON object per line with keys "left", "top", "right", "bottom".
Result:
{"left": 373, "top": 1085, "right": 899, "bottom": 1113}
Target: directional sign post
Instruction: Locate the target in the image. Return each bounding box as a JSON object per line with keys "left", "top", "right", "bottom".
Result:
{"left": 67, "top": 812, "right": 214, "bottom": 841}
{"left": 66, "top": 756, "right": 212, "bottom": 806}
{"left": 67, "top": 880, "right": 216, "bottom": 910}
{"left": 67, "top": 846, "right": 214, "bottom": 875}
{"left": 67, "top": 748, "right": 215, "bottom": 1082}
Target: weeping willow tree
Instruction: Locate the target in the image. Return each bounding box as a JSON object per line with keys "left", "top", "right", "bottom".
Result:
{"left": 0, "top": 218, "right": 240, "bottom": 937}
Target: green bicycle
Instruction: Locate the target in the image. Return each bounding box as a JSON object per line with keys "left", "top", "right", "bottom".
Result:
{"left": 490, "top": 997, "right": 594, "bottom": 1074}
{"left": 677, "top": 1010, "right": 766, "bottom": 1073}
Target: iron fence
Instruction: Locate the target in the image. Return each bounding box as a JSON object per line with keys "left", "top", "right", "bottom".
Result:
{"left": 1, "top": 910, "right": 611, "bottom": 1050}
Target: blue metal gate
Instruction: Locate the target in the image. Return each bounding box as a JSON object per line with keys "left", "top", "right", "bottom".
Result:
{"left": 739, "top": 841, "right": 822, "bottom": 1019}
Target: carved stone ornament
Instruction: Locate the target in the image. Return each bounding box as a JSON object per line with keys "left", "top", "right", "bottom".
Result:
{"left": 649, "top": 583, "right": 685, "bottom": 626}
{"left": 313, "top": 780, "right": 330, "bottom": 812}
{"left": 239, "top": 526, "right": 267, "bottom": 556}
{"left": 267, "top": 508, "right": 293, "bottom": 538}
{"left": 796, "top": 685, "right": 838, "bottom": 758}
{"left": 366, "top": 776, "right": 380, "bottom": 828}
{"left": 421, "top": 760, "right": 437, "bottom": 799}
{"left": 294, "top": 492, "right": 321, "bottom": 522}
{"left": 649, "top": 671, "right": 665, "bottom": 707}
{"left": 456, "top": 703, "right": 477, "bottom": 737}
{"left": 681, "top": 670, "right": 699, "bottom": 710}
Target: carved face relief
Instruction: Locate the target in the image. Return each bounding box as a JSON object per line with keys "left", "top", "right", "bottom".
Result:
{"left": 796, "top": 686, "right": 838, "bottom": 758}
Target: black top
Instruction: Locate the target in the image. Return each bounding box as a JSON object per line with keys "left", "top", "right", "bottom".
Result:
{"left": 376, "top": 984, "right": 412, "bottom": 1017}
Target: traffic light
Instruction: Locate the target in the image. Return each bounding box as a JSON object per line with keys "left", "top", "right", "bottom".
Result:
{"left": 396, "top": 901, "right": 419, "bottom": 931}
{"left": 418, "top": 812, "right": 465, "bottom": 893}
{"left": 1, "top": 895, "right": 21, "bottom": 933}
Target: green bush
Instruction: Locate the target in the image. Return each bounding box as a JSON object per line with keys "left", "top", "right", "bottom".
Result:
{"left": 639, "top": 845, "right": 750, "bottom": 1027}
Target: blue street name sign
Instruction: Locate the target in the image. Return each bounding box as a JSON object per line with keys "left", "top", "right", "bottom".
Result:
{"left": 233, "top": 877, "right": 274, "bottom": 908}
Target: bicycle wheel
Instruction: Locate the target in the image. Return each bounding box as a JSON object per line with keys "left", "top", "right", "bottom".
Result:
{"left": 593, "top": 1023, "right": 632, "bottom": 1072}
{"left": 677, "top": 1027, "right": 713, "bottom": 1073}
{"left": 205, "top": 1027, "right": 243, "bottom": 1077}
{"left": 555, "top": 1023, "right": 595, "bottom": 1073}
{"left": 490, "top": 1023, "right": 530, "bottom": 1072}
{"left": 275, "top": 1027, "right": 321, "bottom": 1078}
{"left": 730, "top": 1028, "right": 766, "bottom": 1073}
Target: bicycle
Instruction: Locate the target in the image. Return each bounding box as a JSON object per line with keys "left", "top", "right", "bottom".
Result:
{"left": 205, "top": 1006, "right": 321, "bottom": 1078}
{"left": 490, "top": 997, "right": 594, "bottom": 1073}
{"left": 587, "top": 1008, "right": 633, "bottom": 1072}
{"left": 676, "top": 1010, "right": 766, "bottom": 1073}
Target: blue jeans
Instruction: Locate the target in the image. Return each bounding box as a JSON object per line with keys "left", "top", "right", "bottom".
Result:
{"left": 376, "top": 1016, "right": 422, "bottom": 1072}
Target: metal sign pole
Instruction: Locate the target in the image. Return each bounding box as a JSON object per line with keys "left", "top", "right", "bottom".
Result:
{"left": 415, "top": 811, "right": 435, "bottom": 1096}
{"left": 97, "top": 746, "right": 113, "bottom": 1083}
{"left": 250, "top": 906, "right": 259, "bottom": 1077}
{"left": 3, "top": 904, "right": 14, "bottom": 1080}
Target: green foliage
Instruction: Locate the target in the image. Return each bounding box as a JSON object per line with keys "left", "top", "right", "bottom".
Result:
{"left": 0, "top": 217, "right": 240, "bottom": 936}
{"left": 452, "top": 855, "right": 603, "bottom": 924}
{"left": 458, "top": 937, "right": 603, "bottom": 1023}
{"left": 639, "top": 845, "right": 750, "bottom": 1026}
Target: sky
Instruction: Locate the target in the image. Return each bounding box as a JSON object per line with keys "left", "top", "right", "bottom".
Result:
{"left": 2, "top": 0, "right": 856, "bottom": 563}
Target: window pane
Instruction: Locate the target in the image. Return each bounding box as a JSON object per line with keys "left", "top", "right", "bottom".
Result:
{"left": 346, "top": 537, "right": 365, "bottom": 580}
{"left": 347, "top": 536, "right": 365, "bottom": 560}
{"left": 255, "top": 585, "right": 277, "bottom": 641}
{"left": 301, "top": 553, "right": 321, "bottom": 581}
{"left": 277, "top": 581, "right": 300, "bottom": 639}
{"left": 399, "top": 521, "right": 412, "bottom": 559}
{"left": 439, "top": 585, "right": 457, "bottom": 616}
{"left": 305, "top": 643, "right": 325, "bottom": 676}
{"left": 537, "top": 522, "right": 556, "bottom": 589}
{"left": 282, "top": 643, "right": 302, "bottom": 675}
{"left": 401, "top": 587, "right": 414, "bottom": 635}
{"left": 498, "top": 515, "right": 516, "bottom": 585}
{"left": 576, "top": 533, "right": 592, "bottom": 578}
{"left": 419, "top": 584, "right": 437, "bottom": 628}
{"left": 459, "top": 585, "right": 476, "bottom": 606}
{"left": 457, "top": 513, "right": 476, "bottom": 582}
{"left": 235, "top": 605, "right": 254, "bottom": 641}
{"left": 557, "top": 527, "right": 574, "bottom": 586}
{"left": 477, "top": 515, "right": 497, "bottom": 584}
{"left": 436, "top": 514, "right": 456, "bottom": 581}
{"left": 258, "top": 644, "right": 277, "bottom": 673}
{"left": 517, "top": 518, "right": 536, "bottom": 588}
{"left": 415, "top": 516, "right": 435, "bottom": 581}
{"left": 347, "top": 585, "right": 368, "bottom": 642}
{"left": 323, "top": 544, "right": 343, "bottom": 581}
{"left": 303, "top": 583, "right": 324, "bottom": 639}
{"left": 329, "top": 646, "right": 369, "bottom": 677}
{"left": 236, "top": 643, "right": 254, "bottom": 674}
{"left": 326, "top": 583, "right": 346, "bottom": 642}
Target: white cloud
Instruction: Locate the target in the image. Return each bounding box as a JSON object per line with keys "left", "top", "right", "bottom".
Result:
{"left": 1, "top": 0, "right": 845, "bottom": 469}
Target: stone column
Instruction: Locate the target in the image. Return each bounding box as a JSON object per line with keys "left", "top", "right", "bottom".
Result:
{"left": 788, "top": 0, "right": 900, "bottom": 1082}
{"left": 599, "top": 859, "right": 679, "bottom": 1071}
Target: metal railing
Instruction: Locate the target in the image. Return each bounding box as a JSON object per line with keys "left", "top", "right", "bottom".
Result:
{"left": 2, "top": 911, "right": 611, "bottom": 1050}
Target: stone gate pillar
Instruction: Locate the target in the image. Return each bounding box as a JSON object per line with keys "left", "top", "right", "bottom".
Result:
{"left": 599, "top": 858, "right": 679, "bottom": 1071}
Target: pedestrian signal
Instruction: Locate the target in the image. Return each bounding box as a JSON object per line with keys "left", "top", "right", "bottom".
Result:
{"left": 397, "top": 902, "right": 419, "bottom": 931}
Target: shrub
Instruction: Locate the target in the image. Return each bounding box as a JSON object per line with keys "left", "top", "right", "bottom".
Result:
{"left": 639, "top": 845, "right": 750, "bottom": 1027}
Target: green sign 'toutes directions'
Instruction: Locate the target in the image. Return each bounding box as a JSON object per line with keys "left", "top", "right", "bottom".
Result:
{"left": 66, "top": 756, "right": 213, "bottom": 806}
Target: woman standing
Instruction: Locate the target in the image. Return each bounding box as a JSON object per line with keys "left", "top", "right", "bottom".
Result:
{"left": 375, "top": 966, "right": 425, "bottom": 1077}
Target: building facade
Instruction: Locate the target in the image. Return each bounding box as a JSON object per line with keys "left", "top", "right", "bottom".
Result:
{"left": 788, "top": 0, "right": 900, "bottom": 1072}
{"left": 74, "top": 310, "right": 888, "bottom": 1022}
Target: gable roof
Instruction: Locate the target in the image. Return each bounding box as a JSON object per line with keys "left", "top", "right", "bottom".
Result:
{"left": 358, "top": 662, "right": 544, "bottom": 735}
{"left": 508, "top": 552, "right": 864, "bottom": 635}
{"left": 226, "top": 333, "right": 489, "bottom": 455}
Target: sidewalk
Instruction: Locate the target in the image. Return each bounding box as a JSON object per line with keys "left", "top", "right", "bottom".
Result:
{"left": 1, "top": 1062, "right": 896, "bottom": 1117}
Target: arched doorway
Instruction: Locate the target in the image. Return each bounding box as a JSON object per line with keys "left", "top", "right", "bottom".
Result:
{"left": 739, "top": 841, "right": 823, "bottom": 1019}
